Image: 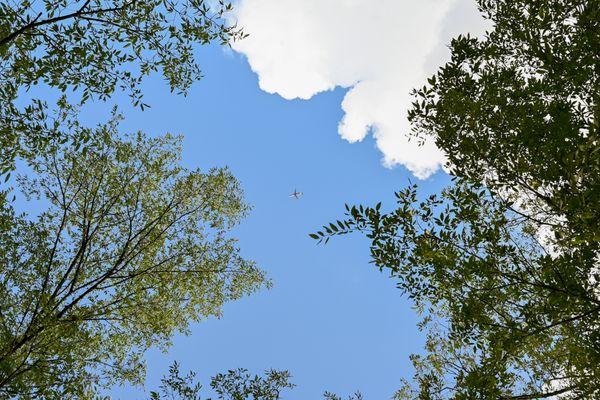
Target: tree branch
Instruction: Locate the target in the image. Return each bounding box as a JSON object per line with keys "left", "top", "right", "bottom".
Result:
{"left": 0, "top": 0, "right": 136, "bottom": 47}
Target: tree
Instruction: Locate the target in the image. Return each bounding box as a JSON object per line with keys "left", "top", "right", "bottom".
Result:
{"left": 0, "top": 108, "right": 268, "bottom": 399}
{"left": 149, "top": 362, "right": 295, "bottom": 400}
{"left": 0, "top": 1, "right": 266, "bottom": 398}
{"left": 409, "top": 0, "right": 600, "bottom": 247}
{"left": 0, "top": 0, "right": 245, "bottom": 173}
{"left": 314, "top": 0, "right": 600, "bottom": 398}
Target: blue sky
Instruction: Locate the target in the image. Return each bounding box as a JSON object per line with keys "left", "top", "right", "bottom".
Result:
{"left": 97, "top": 44, "right": 452, "bottom": 399}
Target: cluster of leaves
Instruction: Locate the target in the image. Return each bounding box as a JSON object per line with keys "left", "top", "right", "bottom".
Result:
{"left": 316, "top": 182, "right": 600, "bottom": 398}
{"left": 0, "top": 110, "right": 268, "bottom": 398}
{"left": 209, "top": 368, "right": 295, "bottom": 400}
{"left": 410, "top": 0, "right": 600, "bottom": 243}
{"left": 0, "top": 0, "right": 245, "bottom": 173}
{"left": 323, "top": 391, "right": 364, "bottom": 400}
{"left": 151, "top": 362, "right": 203, "bottom": 400}
{"left": 151, "top": 362, "right": 296, "bottom": 400}
{"left": 150, "top": 362, "right": 364, "bottom": 400}
{"left": 315, "top": 0, "right": 600, "bottom": 398}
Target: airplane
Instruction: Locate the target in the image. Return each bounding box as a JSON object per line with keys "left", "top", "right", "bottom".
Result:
{"left": 289, "top": 189, "right": 303, "bottom": 199}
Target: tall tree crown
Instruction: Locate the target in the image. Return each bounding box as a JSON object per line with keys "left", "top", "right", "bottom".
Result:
{"left": 0, "top": 112, "right": 267, "bottom": 398}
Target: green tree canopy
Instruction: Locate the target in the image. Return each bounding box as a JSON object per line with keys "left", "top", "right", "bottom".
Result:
{"left": 410, "top": 0, "right": 600, "bottom": 246}
{"left": 0, "top": 109, "right": 267, "bottom": 399}
{"left": 0, "top": 1, "right": 269, "bottom": 398}
{"left": 315, "top": 0, "right": 600, "bottom": 398}
{"left": 0, "top": 0, "right": 244, "bottom": 173}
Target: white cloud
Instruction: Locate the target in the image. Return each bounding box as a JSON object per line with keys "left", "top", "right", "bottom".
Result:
{"left": 231, "top": 0, "right": 488, "bottom": 178}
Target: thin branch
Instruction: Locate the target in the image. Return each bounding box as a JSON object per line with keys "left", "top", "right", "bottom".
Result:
{"left": 0, "top": 0, "right": 136, "bottom": 47}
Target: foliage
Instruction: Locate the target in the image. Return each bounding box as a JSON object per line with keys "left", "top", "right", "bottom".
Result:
{"left": 323, "top": 391, "right": 364, "bottom": 400}
{"left": 210, "top": 368, "right": 295, "bottom": 400}
{"left": 0, "top": 0, "right": 244, "bottom": 173}
{"left": 315, "top": 182, "right": 600, "bottom": 399}
{"left": 0, "top": 110, "right": 267, "bottom": 399}
{"left": 150, "top": 362, "right": 203, "bottom": 400}
{"left": 409, "top": 0, "right": 600, "bottom": 247}
{"left": 149, "top": 362, "right": 295, "bottom": 400}
{"left": 314, "top": 0, "right": 600, "bottom": 398}
{"left": 149, "top": 362, "right": 363, "bottom": 400}
{"left": 0, "top": 1, "right": 264, "bottom": 398}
